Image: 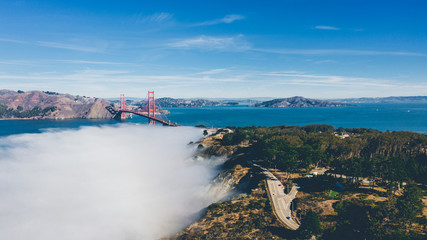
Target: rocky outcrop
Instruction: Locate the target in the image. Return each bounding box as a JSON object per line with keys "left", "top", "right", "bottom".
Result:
{"left": 206, "top": 165, "right": 251, "bottom": 198}
{"left": 253, "top": 96, "right": 352, "bottom": 108}
{"left": 0, "top": 90, "right": 113, "bottom": 119}
{"left": 171, "top": 166, "right": 276, "bottom": 240}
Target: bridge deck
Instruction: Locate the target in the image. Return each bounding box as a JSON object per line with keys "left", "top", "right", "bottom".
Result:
{"left": 105, "top": 106, "right": 179, "bottom": 126}
{"left": 121, "top": 110, "right": 179, "bottom": 126}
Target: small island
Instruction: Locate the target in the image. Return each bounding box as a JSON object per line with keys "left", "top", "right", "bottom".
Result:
{"left": 253, "top": 96, "right": 352, "bottom": 108}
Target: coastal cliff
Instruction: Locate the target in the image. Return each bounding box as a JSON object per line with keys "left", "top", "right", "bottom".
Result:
{"left": 0, "top": 90, "right": 113, "bottom": 119}
{"left": 172, "top": 126, "right": 427, "bottom": 239}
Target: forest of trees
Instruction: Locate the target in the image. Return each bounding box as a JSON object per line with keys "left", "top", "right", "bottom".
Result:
{"left": 212, "top": 125, "right": 427, "bottom": 239}
{"left": 218, "top": 125, "right": 427, "bottom": 185}
{"left": 322, "top": 185, "right": 425, "bottom": 240}
{"left": 0, "top": 104, "right": 57, "bottom": 118}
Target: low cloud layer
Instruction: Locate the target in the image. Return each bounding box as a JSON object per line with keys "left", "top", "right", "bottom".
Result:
{"left": 0, "top": 124, "right": 220, "bottom": 240}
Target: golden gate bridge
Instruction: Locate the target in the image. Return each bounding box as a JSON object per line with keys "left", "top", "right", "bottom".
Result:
{"left": 105, "top": 91, "right": 179, "bottom": 127}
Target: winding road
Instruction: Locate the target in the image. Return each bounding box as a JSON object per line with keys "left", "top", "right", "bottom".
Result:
{"left": 254, "top": 164, "right": 300, "bottom": 230}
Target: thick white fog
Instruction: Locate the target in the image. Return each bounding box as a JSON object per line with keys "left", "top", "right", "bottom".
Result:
{"left": 0, "top": 124, "right": 221, "bottom": 240}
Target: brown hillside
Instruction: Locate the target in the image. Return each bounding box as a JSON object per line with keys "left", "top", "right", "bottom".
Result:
{"left": 0, "top": 90, "right": 113, "bottom": 119}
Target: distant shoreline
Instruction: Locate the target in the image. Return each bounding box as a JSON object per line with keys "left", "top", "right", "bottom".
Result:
{"left": 0, "top": 117, "right": 113, "bottom": 121}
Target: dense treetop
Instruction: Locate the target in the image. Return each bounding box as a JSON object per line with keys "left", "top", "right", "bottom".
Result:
{"left": 212, "top": 124, "right": 427, "bottom": 184}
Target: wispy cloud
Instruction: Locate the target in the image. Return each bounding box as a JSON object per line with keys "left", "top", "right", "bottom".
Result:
{"left": 134, "top": 12, "right": 174, "bottom": 24}
{"left": 36, "top": 41, "right": 102, "bottom": 53}
{"left": 0, "top": 67, "right": 402, "bottom": 90}
{"left": 0, "top": 59, "right": 129, "bottom": 67}
{"left": 0, "top": 69, "right": 244, "bottom": 86}
{"left": 264, "top": 72, "right": 395, "bottom": 88}
{"left": 57, "top": 60, "right": 127, "bottom": 65}
{"left": 166, "top": 35, "right": 426, "bottom": 57}
{"left": 168, "top": 35, "right": 250, "bottom": 51}
{"left": 0, "top": 38, "right": 26, "bottom": 44}
{"left": 252, "top": 48, "right": 427, "bottom": 57}
{"left": 193, "top": 69, "right": 228, "bottom": 75}
{"left": 0, "top": 38, "right": 104, "bottom": 53}
{"left": 195, "top": 14, "right": 245, "bottom": 26}
{"left": 0, "top": 60, "right": 38, "bottom": 66}
{"left": 1, "top": 68, "right": 426, "bottom": 98}
{"left": 314, "top": 59, "right": 337, "bottom": 64}
{"left": 314, "top": 25, "right": 340, "bottom": 30}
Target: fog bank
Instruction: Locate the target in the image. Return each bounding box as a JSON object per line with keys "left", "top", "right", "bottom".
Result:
{"left": 0, "top": 124, "right": 220, "bottom": 240}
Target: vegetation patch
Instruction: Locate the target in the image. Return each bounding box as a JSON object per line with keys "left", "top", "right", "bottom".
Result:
{"left": 329, "top": 190, "right": 339, "bottom": 197}
{"left": 194, "top": 125, "right": 427, "bottom": 239}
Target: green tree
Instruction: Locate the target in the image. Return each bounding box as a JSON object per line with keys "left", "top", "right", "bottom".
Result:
{"left": 397, "top": 185, "right": 423, "bottom": 224}
{"left": 299, "top": 210, "right": 322, "bottom": 239}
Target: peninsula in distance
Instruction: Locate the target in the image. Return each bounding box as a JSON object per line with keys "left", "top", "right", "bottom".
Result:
{"left": 2, "top": 89, "right": 426, "bottom": 120}
{"left": 252, "top": 96, "right": 352, "bottom": 108}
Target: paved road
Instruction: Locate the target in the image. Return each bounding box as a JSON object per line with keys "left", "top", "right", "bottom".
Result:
{"left": 254, "top": 164, "right": 300, "bottom": 230}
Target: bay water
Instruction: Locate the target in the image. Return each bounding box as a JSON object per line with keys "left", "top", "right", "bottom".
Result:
{"left": 1, "top": 103, "right": 426, "bottom": 137}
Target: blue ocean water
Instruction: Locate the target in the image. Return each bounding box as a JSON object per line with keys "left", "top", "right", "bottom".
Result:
{"left": 161, "top": 103, "right": 427, "bottom": 133}
{"left": 0, "top": 103, "right": 426, "bottom": 137}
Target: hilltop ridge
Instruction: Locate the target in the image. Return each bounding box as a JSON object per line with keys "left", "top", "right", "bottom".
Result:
{"left": 329, "top": 96, "right": 427, "bottom": 103}
{"left": 0, "top": 90, "right": 112, "bottom": 119}
{"left": 253, "top": 96, "right": 351, "bottom": 108}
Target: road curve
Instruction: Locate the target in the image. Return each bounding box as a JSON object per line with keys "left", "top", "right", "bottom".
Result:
{"left": 254, "top": 164, "right": 300, "bottom": 230}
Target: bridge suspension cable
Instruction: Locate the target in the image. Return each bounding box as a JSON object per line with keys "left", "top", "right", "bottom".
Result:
{"left": 106, "top": 91, "right": 179, "bottom": 127}
{"left": 120, "top": 93, "right": 126, "bottom": 120}
{"left": 148, "top": 91, "right": 155, "bottom": 125}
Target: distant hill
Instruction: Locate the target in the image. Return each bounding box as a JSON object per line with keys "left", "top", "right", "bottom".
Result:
{"left": 0, "top": 90, "right": 113, "bottom": 119}
{"left": 156, "top": 97, "right": 223, "bottom": 108}
{"left": 253, "top": 96, "right": 352, "bottom": 108}
{"left": 330, "top": 96, "right": 427, "bottom": 103}
{"left": 209, "top": 97, "right": 272, "bottom": 105}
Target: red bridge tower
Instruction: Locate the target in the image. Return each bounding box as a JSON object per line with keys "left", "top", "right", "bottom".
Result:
{"left": 120, "top": 93, "right": 126, "bottom": 120}
{"left": 148, "top": 91, "right": 155, "bottom": 125}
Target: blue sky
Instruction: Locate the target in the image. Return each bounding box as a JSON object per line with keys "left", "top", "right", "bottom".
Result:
{"left": 0, "top": 0, "right": 426, "bottom": 98}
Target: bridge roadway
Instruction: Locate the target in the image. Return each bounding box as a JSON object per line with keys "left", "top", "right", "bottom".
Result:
{"left": 121, "top": 110, "right": 179, "bottom": 126}
{"left": 254, "top": 164, "right": 300, "bottom": 230}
